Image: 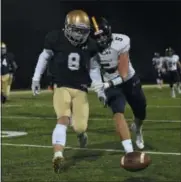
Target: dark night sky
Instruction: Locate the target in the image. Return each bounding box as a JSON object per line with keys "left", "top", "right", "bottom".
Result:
{"left": 2, "top": 0, "right": 181, "bottom": 88}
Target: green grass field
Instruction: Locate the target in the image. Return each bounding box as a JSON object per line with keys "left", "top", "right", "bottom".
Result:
{"left": 1, "top": 86, "right": 181, "bottom": 182}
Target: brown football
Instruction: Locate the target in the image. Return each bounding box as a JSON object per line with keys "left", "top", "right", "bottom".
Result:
{"left": 120, "top": 151, "right": 151, "bottom": 172}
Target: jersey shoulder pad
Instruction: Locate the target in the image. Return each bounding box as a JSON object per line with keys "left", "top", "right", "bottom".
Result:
{"left": 159, "top": 57, "right": 164, "bottom": 61}
{"left": 44, "top": 30, "right": 62, "bottom": 50}
{"left": 111, "top": 33, "right": 130, "bottom": 54}
{"left": 173, "top": 54, "right": 179, "bottom": 61}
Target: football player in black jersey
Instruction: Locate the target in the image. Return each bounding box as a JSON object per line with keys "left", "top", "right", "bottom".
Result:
{"left": 31, "top": 10, "right": 99, "bottom": 173}
{"left": 1, "top": 42, "right": 17, "bottom": 103}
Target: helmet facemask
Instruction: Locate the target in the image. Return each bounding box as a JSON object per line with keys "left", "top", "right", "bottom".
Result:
{"left": 94, "top": 29, "right": 112, "bottom": 49}
{"left": 165, "top": 48, "right": 174, "bottom": 57}
{"left": 65, "top": 22, "right": 90, "bottom": 46}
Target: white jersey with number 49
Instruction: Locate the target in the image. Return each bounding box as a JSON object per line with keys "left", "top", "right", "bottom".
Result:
{"left": 165, "top": 55, "right": 179, "bottom": 71}
{"left": 97, "top": 33, "right": 135, "bottom": 82}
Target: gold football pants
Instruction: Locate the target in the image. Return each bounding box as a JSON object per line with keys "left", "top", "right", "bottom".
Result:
{"left": 1, "top": 73, "right": 13, "bottom": 97}
{"left": 53, "top": 87, "right": 89, "bottom": 133}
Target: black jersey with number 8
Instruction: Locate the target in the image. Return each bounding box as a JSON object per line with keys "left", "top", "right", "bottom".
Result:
{"left": 44, "top": 30, "right": 99, "bottom": 92}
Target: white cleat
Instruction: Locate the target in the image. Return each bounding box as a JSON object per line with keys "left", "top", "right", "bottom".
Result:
{"left": 178, "top": 89, "right": 181, "bottom": 94}
{"left": 130, "top": 123, "right": 144, "bottom": 150}
{"left": 135, "top": 135, "right": 144, "bottom": 150}
{"left": 171, "top": 90, "right": 176, "bottom": 98}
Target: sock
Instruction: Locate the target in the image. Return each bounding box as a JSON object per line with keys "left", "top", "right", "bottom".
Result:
{"left": 134, "top": 118, "right": 143, "bottom": 131}
{"left": 52, "top": 124, "right": 67, "bottom": 146}
{"left": 54, "top": 151, "right": 63, "bottom": 158}
{"left": 122, "top": 139, "right": 134, "bottom": 153}
{"left": 156, "top": 79, "right": 160, "bottom": 85}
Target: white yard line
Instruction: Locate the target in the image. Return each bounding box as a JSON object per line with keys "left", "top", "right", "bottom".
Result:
{"left": 1, "top": 143, "right": 180, "bottom": 156}
{"left": 1, "top": 115, "right": 181, "bottom": 123}
{"left": 2, "top": 104, "right": 181, "bottom": 108}
{"left": 9, "top": 84, "right": 170, "bottom": 95}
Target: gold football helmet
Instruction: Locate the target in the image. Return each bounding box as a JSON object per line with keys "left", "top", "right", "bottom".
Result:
{"left": 1, "top": 42, "right": 7, "bottom": 55}
{"left": 64, "top": 10, "right": 90, "bottom": 46}
{"left": 1, "top": 42, "right": 6, "bottom": 48}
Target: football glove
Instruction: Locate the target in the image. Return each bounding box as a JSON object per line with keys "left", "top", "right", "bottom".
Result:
{"left": 31, "top": 80, "right": 40, "bottom": 96}
{"left": 91, "top": 81, "right": 111, "bottom": 92}
{"left": 97, "top": 91, "right": 107, "bottom": 108}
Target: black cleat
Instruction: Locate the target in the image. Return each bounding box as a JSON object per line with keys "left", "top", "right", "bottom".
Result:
{"left": 77, "top": 132, "right": 88, "bottom": 148}
{"left": 52, "top": 156, "right": 64, "bottom": 173}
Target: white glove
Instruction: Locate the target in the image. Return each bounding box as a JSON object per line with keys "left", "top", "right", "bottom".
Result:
{"left": 91, "top": 82, "right": 104, "bottom": 93}
{"left": 91, "top": 81, "right": 111, "bottom": 92}
{"left": 97, "top": 91, "right": 107, "bottom": 108}
{"left": 31, "top": 80, "right": 40, "bottom": 96}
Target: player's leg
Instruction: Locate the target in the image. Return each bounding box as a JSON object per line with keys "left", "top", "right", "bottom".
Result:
{"left": 161, "top": 68, "right": 166, "bottom": 87}
{"left": 105, "top": 87, "right": 134, "bottom": 154}
{"left": 1, "top": 74, "right": 10, "bottom": 103}
{"left": 156, "top": 70, "right": 162, "bottom": 89}
{"left": 71, "top": 88, "right": 89, "bottom": 148}
{"left": 159, "top": 70, "right": 164, "bottom": 89}
{"left": 52, "top": 87, "right": 72, "bottom": 173}
{"left": 6, "top": 74, "right": 13, "bottom": 97}
{"left": 178, "top": 68, "right": 181, "bottom": 91}
{"left": 168, "top": 71, "right": 176, "bottom": 98}
{"left": 123, "top": 75, "right": 147, "bottom": 149}
{"left": 175, "top": 70, "right": 181, "bottom": 94}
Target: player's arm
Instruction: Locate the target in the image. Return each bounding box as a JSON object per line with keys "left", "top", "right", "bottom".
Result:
{"left": 12, "top": 61, "right": 18, "bottom": 72}
{"left": 107, "top": 36, "right": 131, "bottom": 88}
{"left": 9, "top": 53, "right": 18, "bottom": 73}
{"left": 117, "top": 51, "right": 129, "bottom": 80}
{"left": 89, "top": 55, "right": 103, "bottom": 86}
{"left": 32, "top": 49, "right": 53, "bottom": 81}
{"left": 152, "top": 58, "right": 156, "bottom": 68}
{"left": 31, "top": 49, "right": 53, "bottom": 95}
{"left": 32, "top": 31, "right": 56, "bottom": 95}
{"left": 32, "top": 31, "right": 55, "bottom": 81}
{"left": 89, "top": 55, "right": 107, "bottom": 106}
{"left": 177, "top": 60, "right": 181, "bottom": 69}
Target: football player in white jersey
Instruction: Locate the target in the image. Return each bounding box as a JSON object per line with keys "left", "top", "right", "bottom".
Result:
{"left": 164, "top": 47, "right": 181, "bottom": 97}
{"left": 90, "top": 17, "right": 147, "bottom": 151}
{"left": 152, "top": 52, "right": 165, "bottom": 89}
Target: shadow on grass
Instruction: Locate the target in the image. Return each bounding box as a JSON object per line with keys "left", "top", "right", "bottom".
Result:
{"left": 61, "top": 150, "right": 105, "bottom": 172}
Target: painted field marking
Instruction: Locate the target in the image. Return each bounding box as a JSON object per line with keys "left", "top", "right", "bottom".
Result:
{"left": 1, "top": 143, "right": 180, "bottom": 156}
{"left": 3, "top": 104, "right": 181, "bottom": 108}
{"left": 1, "top": 115, "right": 181, "bottom": 123}
{"left": 0, "top": 131, "right": 28, "bottom": 138}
